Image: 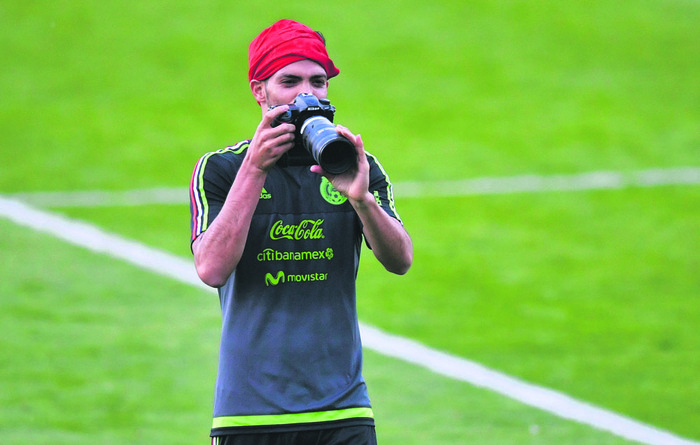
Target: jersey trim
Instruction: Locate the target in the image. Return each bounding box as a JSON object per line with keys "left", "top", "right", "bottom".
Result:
{"left": 189, "top": 141, "right": 249, "bottom": 241}
{"left": 365, "top": 151, "right": 402, "bottom": 223}
{"left": 212, "top": 407, "right": 374, "bottom": 430}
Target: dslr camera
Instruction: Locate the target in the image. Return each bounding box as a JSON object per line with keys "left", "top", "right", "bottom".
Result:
{"left": 271, "top": 93, "right": 356, "bottom": 175}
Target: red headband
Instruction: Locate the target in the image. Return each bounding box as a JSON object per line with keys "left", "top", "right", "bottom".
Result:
{"left": 248, "top": 19, "right": 340, "bottom": 82}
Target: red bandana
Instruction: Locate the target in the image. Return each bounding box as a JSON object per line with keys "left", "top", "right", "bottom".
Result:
{"left": 248, "top": 19, "right": 340, "bottom": 82}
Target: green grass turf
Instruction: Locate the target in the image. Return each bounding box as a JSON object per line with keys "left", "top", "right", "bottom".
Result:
{"left": 2, "top": 0, "right": 699, "bottom": 192}
{"left": 53, "top": 183, "right": 700, "bottom": 440}
{"left": 360, "top": 186, "right": 700, "bottom": 438}
{"left": 0, "top": 219, "right": 640, "bottom": 445}
{"left": 3, "top": 0, "right": 700, "bottom": 442}
{"left": 365, "top": 351, "right": 638, "bottom": 445}
{"left": 0, "top": 219, "right": 220, "bottom": 444}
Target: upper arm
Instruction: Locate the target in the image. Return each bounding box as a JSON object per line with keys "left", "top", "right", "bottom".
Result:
{"left": 189, "top": 149, "right": 239, "bottom": 244}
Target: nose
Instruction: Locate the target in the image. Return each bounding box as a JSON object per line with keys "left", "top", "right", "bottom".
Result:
{"left": 299, "top": 80, "right": 314, "bottom": 95}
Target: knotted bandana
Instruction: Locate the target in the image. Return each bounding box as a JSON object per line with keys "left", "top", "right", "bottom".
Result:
{"left": 248, "top": 19, "right": 340, "bottom": 82}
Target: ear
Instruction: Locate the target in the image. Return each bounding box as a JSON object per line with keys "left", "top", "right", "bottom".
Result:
{"left": 250, "top": 80, "right": 266, "bottom": 106}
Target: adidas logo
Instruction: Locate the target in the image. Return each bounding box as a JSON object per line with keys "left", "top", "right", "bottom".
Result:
{"left": 260, "top": 188, "right": 272, "bottom": 200}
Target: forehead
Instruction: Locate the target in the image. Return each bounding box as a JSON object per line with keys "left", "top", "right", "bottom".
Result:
{"left": 272, "top": 59, "right": 327, "bottom": 79}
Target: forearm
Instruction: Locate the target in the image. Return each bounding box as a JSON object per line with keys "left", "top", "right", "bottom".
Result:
{"left": 193, "top": 159, "right": 267, "bottom": 287}
{"left": 350, "top": 192, "right": 413, "bottom": 275}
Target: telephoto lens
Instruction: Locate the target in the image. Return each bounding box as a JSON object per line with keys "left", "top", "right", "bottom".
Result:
{"left": 300, "top": 116, "right": 356, "bottom": 175}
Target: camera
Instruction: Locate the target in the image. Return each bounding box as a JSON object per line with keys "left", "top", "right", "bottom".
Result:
{"left": 271, "top": 93, "right": 356, "bottom": 175}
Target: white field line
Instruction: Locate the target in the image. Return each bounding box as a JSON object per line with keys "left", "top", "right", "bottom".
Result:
{"left": 7, "top": 167, "right": 700, "bottom": 208}
{"left": 397, "top": 166, "right": 700, "bottom": 197}
{"left": 1, "top": 196, "right": 698, "bottom": 445}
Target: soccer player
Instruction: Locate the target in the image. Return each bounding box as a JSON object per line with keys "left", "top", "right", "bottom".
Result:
{"left": 189, "top": 19, "right": 413, "bottom": 445}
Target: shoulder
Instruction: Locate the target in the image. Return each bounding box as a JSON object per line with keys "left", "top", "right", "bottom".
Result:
{"left": 364, "top": 151, "right": 394, "bottom": 184}
{"left": 190, "top": 140, "right": 250, "bottom": 194}
{"left": 195, "top": 140, "right": 249, "bottom": 168}
{"left": 192, "top": 140, "right": 249, "bottom": 180}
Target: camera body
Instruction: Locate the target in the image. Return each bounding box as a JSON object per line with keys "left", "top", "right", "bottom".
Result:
{"left": 271, "top": 93, "right": 356, "bottom": 175}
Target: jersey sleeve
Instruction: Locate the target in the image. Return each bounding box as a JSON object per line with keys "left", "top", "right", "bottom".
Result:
{"left": 366, "top": 152, "right": 403, "bottom": 224}
{"left": 189, "top": 146, "right": 243, "bottom": 244}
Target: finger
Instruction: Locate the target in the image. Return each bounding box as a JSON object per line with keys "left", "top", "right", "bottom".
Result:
{"left": 251, "top": 122, "right": 295, "bottom": 154}
{"left": 309, "top": 165, "right": 326, "bottom": 176}
{"left": 257, "top": 111, "right": 295, "bottom": 140}
{"left": 274, "top": 130, "right": 296, "bottom": 148}
{"left": 268, "top": 124, "right": 296, "bottom": 142}
{"left": 335, "top": 124, "right": 352, "bottom": 137}
{"left": 355, "top": 134, "right": 365, "bottom": 153}
{"left": 336, "top": 125, "right": 360, "bottom": 146}
{"left": 263, "top": 105, "right": 295, "bottom": 129}
{"left": 265, "top": 104, "right": 289, "bottom": 120}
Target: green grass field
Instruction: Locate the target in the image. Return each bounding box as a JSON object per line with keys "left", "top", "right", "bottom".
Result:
{"left": 2, "top": 1, "right": 699, "bottom": 444}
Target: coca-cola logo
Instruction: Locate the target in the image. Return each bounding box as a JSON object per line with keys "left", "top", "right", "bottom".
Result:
{"left": 270, "top": 219, "right": 325, "bottom": 241}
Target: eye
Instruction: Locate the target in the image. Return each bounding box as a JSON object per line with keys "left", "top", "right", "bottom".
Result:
{"left": 280, "top": 77, "right": 300, "bottom": 87}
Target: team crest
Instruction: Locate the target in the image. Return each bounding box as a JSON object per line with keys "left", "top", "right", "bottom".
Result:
{"left": 320, "top": 177, "right": 347, "bottom": 205}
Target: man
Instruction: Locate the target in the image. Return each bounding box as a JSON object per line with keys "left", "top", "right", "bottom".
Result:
{"left": 189, "top": 19, "right": 413, "bottom": 445}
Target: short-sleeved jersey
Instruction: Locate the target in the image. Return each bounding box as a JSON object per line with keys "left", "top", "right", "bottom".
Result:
{"left": 189, "top": 140, "right": 402, "bottom": 436}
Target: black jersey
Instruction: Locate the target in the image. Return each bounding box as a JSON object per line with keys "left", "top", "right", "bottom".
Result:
{"left": 189, "top": 140, "right": 402, "bottom": 436}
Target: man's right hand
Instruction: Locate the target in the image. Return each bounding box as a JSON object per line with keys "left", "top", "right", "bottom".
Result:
{"left": 246, "top": 105, "right": 296, "bottom": 173}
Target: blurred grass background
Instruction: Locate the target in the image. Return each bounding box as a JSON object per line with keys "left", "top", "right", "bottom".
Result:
{"left": 1, "top": 0, "right": 699, "bottom": 443}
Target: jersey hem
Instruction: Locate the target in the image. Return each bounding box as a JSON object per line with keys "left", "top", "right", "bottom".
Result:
{"left": 210, "top": 416, "right": 375, "bottom": 437}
